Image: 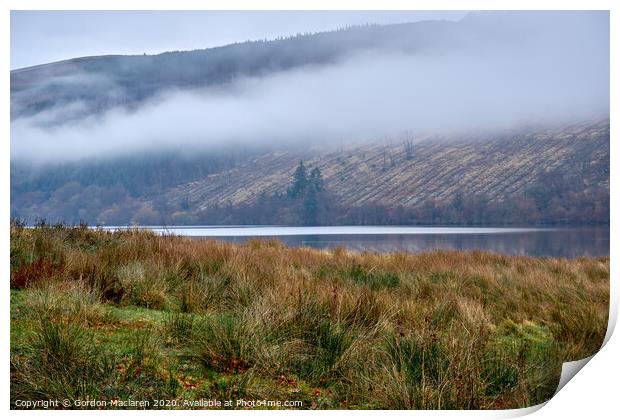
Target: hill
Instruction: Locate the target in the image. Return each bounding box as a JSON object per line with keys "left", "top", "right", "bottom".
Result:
{"left": 12, "top": 12, "right": 596, "bottom": 124}
{"left": 10, "top": 120, "right": 609, "bottom": 226}
{"left": 10, "top": 20, "right": 461, "bottom": 122}
{"left": 168, "top": 121, "right": 609, "bottom": 209}
{"left": 9, "top": 13, "right": 609, "bottom": 226}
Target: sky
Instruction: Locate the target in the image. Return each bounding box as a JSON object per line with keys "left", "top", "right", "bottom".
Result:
{"left": 10, "top": 11, "right": 609, "bottom": 163}
{"left": 10, "top": 10, "right": 467, "bottom": 69}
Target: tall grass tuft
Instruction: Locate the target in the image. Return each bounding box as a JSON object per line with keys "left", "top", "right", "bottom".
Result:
{"left": 9, "top": 224, "right": 609, "bottom": 409}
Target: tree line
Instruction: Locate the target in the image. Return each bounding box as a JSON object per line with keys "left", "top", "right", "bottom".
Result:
{"left": 11, "top": 158, "right": 609, "bottom": 227}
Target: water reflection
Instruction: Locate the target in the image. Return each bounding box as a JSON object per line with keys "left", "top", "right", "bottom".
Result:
{"left": 192, "top": 227, "right": 609, "bottom": 258}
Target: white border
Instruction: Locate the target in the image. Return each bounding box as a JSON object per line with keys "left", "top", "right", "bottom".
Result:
{"left": 2, "top": 1, "right": 617, "bottom": 419}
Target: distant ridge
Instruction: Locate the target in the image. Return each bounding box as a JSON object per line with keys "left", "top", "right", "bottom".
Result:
{"left": 10, "top": 18, "right": 466, "bottom": 122}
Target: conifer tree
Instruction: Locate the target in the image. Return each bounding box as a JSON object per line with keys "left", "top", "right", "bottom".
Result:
{"left": 288, "top": 160, "right": 308, "bottom": 198}
{"left": 303, "top": 184, "right": 319, "bottom": 225}
{"left": 309, "top": 167, "right": 324, "bottom": 192}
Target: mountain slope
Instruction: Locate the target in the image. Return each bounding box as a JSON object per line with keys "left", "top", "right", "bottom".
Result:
{"left": 10, "top": 120, "right": 609, "bottom": 225}
{"left": 165, "top": 120, "right": 609, "bottom": 210}
{"left": 9, "top": 13, "right": 609, "bottom": 226}
{"left": 10, "top": 20, "right": 461, "bottom": 122}
{"left": 12, "top": 12, "right": 590, "bottom": 123}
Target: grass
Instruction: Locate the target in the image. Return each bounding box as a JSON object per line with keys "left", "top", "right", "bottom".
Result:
{"left": 9, "top": 223, "right": 609, "bottom": 409}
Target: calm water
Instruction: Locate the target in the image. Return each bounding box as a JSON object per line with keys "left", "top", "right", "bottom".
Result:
{"left": 113, "top": 226, "right": 609, "bottom": 257}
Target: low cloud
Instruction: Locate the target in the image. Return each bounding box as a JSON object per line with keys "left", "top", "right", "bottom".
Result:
{"left": 11, "top": 11, "right": 609, "bottom": 163}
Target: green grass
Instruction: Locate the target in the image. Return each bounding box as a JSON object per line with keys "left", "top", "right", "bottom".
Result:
{"left": 9, "top": 223, "right": 609, "bottom": 409}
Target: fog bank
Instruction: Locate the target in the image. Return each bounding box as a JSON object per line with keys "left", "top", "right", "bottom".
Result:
{"left": 11, "top": 11, "right": 609, "bottom": 163}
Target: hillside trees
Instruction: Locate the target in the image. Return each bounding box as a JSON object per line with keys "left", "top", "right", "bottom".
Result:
{"left": 288, "top": 161, "right": 326, "bottom": 225}
{"left": 10, "top": 124, "right": 609, "bottom": 227}
{"left": 288, "top": 160, "right": 308, "bottom": 198}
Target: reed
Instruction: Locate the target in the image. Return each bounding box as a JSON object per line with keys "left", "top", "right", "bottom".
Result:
{"left": 10, "top": 222, "right": 609, "bottom": 409}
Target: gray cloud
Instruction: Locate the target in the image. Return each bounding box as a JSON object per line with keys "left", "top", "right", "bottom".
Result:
{"left": 10, "top": 11, "right": 609, "bottom": 163}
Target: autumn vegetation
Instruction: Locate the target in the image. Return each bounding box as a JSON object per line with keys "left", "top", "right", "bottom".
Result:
{"left": 10, "top": 223, "right": 609, "bottom": 409}
{"left": 11, "top": 120, "right": 609, "bottom": 227}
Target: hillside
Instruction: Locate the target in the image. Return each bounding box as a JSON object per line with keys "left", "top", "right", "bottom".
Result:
{"left": 10, "top": 20, "right": 461, "bottom": 122}
{"left": 10, "top": 120, "right": 609, "bottom": 226}
{"left": 167, "top": 121, "right": 609, "bottom": 211}
{"left": 11, "top": 12, "right": 595, "bottom": 124}
{"left": 9, "top": 12, "right": 609, "bottom": 226}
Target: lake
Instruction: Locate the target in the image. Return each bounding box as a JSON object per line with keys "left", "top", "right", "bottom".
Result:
{"left": 108, "top": 226, "right": 609, "bottom": 257}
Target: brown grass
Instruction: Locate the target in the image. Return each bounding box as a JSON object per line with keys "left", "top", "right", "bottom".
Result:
{"left": 10, "top": 223, "right": 609, "bottom": 409}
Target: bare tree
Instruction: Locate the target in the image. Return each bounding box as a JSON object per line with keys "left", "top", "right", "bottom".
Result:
{"left": 402, "top": 131, "right": 415, "bottom": 160}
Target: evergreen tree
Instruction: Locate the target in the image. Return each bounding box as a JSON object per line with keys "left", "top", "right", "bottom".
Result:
{"left": 288, "top": 160, "right": 308, "bottom": 198}
{"left": 308, "top": 167, "right": 324, "bottom": 192}
{"left": 303, "top": 184, "right": 319, "bottom": 225}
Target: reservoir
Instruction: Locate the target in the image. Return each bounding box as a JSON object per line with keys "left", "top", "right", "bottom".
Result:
{"left": 105, "top": 226, "right": 609, "bottom": 258}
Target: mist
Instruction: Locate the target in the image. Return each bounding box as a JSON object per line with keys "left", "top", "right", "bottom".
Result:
{"left": 10, "top": 11, "right": 609, "bottom": 163}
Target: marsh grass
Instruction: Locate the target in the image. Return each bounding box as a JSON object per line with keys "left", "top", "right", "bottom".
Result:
{"left": 11, "top": 285, "right": 118, "bottom": 402}
{"left": 9, "top": 223, "right": 609, "bottom": 409}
